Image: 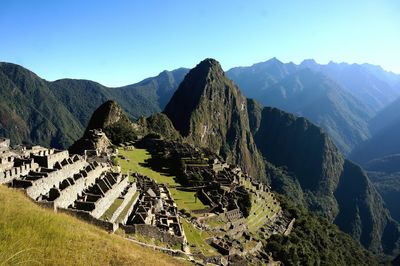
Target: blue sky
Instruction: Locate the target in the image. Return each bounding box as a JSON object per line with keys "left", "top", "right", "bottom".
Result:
{"left": 0, "top": 0, "right": 399, "bottom": 86}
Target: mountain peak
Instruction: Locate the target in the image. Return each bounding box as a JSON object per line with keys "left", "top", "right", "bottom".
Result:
{"left": 85, "top": 100, "right": 126, "bottom": 133}
{"left": 164, "top": 58, "right": 266, "bottom": 179}
{"left": 163, "top": 58, "right": 230, "bottom": 137}
{"left": 191, "top": 58, "right": 224, "bottom": 78}
{"left": 300, "top": 59, "right": 318, "bottom": 67}
{"left": 197, "top": 58, "right": 221, "bottom": 68}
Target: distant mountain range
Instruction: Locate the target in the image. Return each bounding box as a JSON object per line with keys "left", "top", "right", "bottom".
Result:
{"left": 0, "top": 62, "right": 187, "bottom": 148}
{"left": 227, "top": 58, "right": 400, "bottom": 155}
{"left": 2, "top": 59, "right": 399, "bottom": 157}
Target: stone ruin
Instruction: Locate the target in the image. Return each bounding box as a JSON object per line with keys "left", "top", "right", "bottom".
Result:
{"left": 0, "top": 137, "right": 293, "bottom": 264}
{"left": 122, "top": 174, "right": 184, "bottom": 245}
{"left": 0, "top": 138, "right": 134, "bottom": 232}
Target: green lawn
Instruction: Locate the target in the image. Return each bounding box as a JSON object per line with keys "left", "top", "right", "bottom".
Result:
{"left": 117, "top": 148, "right": 207, "bottom": 212}
{"left": 203, "top": 217, "right": 225, "bottom": 228}
{"left": 101, "top": 198, "right": 123, "bottom": 221}
{"left": 116, "top": 191, "right": 140, "bottom": 223}
{"left": 181, "top": 220, "right": 218, "bottom": 256}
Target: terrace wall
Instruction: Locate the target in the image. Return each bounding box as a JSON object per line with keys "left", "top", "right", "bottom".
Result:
{"left": 26, "top": 159, "right": 87, "bottom": 199}
{"left": 91, "top": 175, "right": 129, "bottom": 219}
{"left": 120, "top": 224, "right": 184, "bottom": 246}
{"left": 53, "top": 164, "right": 110, "bottom": 209}
{"left": 58, "top": 208, "right": 117, "bottom": 232}
{"left": 0, "top": 161, "right": 39, "bottom": 184}
{"left": 110, "top": 183, "right": 137, "bottom": 223}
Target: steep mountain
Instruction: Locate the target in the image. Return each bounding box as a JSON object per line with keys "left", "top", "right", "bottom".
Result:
{"left": 0, "top": 62, "right": 83, "bottom": 148}
{"left": 69, "top": 100, "right": 143, "bottom": 154}
{"left": 164, "top": 58, "right": 266, "bottom": 180}
{"left": 368, "top": 172, "right": 400, "bottom": 223}
{"left": 253, "top": 107, "right": 400, "bottom": 255}
{"left": 0, "top": 62, "right": 187, "bottom": 148}
{"left": 350, "top": 98, "right": 400, "bottom": 226}
{"left": 368, "top": 96, "right": 400, "bottom": 136}
{"left": 161, "top": 58, "right": 400, "bottom": 255}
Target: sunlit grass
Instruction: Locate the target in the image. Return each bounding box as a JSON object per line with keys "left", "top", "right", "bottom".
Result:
{"left": 181, "top": 219, "right": 218, "bottom": 256}
{"left": 0, "top": 186, "right": 185, "bottom": 266}
{"left": 117, "top": 148, "right": 207, "bottom": 212}
{"left": 101, "top": 198, "right": 123, "bottom": 221}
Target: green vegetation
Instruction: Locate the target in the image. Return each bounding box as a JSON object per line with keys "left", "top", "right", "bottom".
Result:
{"left": 101, "top": 198, "right": 123, "bottom": 221}
{"left": 264, "top": 196, "right": 379, "bottom": 266}
{"left": 116, "top": 191, "right": 140, "bottom": 223}
{"left": 202, "top": 217, "right": 225, "bottom": 228}
{"left": 254, "top": 106, "right": 400, "bottom": 254}
{"left": 369, "top": 172, "right": 400, "bottom": 222}
{"left": 104, "top": 121, "right": 138, "bottom": 144}
{"left": 117, "top": 148, "right": 206, "bottom": 212}
{"left": 0, "top": 186, "right": 184, "bottom": 266}
{"left": 181, "top": 219, "right": 218, "bottom": 256}
{"left": 0, "top": 62, "right": 188, "bottom": 149}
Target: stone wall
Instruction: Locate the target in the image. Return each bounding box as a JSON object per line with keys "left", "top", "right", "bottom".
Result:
{"left": 110, "top": 183, "right": 137, "bottom": 223}
{"left": 192, "top": 206, "right": 215, "bottom": 215}
{"left": 118, "top": 191, "right": 140, "bottom": 225}
{"left": 58, "top": 208, "right": 117, "bottom": 232}
{"left": 0, "top": 160, "right": 39, "bottom": 184}
{"left": 0, "top": 156, "right": 14, "bottom": 172}
{"left": 121, "top": 224, "right": 184, "bottom": 246}
{"left": 91, "top": 174, "right": 129, "bottom": 219}
{"left": 284, "top": 218, "right": 296, "bottom": 236}
{"left": 26, "top": 158, "right": 87, "bottom": 199}
{"left": 32, "top": 150, "right": 69, "bottom": 168}
{"left": 0, "top": 138, "right": 10, "bottom": 152}
{"left": 53, "top": 163, "right": 110, "bottom": 208}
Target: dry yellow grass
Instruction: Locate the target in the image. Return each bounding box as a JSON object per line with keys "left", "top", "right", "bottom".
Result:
{"left": 0, "top": 185, "right": 186, "bottom": 266}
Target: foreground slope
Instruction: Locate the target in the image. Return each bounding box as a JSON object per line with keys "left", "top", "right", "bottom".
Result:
{"left": 0, "top": 186, "right": 184, "bottom": 266}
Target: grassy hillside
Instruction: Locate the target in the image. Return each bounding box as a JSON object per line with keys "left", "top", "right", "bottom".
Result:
{"left": 0, "top": 186, "right": 185, "bottom": 266}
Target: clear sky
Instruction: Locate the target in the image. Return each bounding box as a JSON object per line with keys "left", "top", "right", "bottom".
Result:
{"left": 0, "top": 0, "right": 399, "bottom": 86}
